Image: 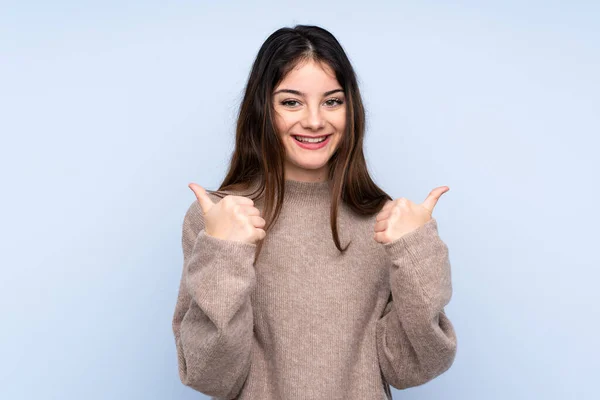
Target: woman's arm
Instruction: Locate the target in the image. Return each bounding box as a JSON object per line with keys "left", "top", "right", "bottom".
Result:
{"left": 375, "top": 218, "right": 457, "bottom": 389}
{"left": 172, "top": 200, "right": 257, "bottom": 398}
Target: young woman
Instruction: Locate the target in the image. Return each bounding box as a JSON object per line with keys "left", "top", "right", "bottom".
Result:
{"left": 172, "top": 24, "right": 457, "bottom": 400}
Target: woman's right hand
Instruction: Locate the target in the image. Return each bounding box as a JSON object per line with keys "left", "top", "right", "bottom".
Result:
{"left": 188, "top": 183, "right": 266, "bottom": 245}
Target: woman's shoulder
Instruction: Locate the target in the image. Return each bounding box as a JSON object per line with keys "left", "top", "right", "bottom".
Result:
{"left": 183, "top": 197, "right": 204, "bottom": 232}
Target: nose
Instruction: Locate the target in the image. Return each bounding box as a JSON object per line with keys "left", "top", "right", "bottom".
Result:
{"left": 301, "top": 105, "right": 326, "bottom": 131}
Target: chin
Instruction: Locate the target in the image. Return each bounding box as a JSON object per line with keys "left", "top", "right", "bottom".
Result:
{"left": 286, "top": 159, "right": 329, "bottom": 173}
{"left": 295, "top": 160, "right": 329, "bottom": 169}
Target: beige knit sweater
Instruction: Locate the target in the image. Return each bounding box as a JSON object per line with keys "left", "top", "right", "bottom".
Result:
{"left": 172, "top": 179, "right": 457, "bottom": 399}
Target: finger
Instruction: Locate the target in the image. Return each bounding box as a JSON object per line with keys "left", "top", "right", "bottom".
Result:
{"left": 381, "top": 199, "right": 395, "bottom": 211}
{"left": 189, "top": 183, "right": 215, "bottom": 213}
{"left": 421, "top": 186, "right": 449, "bottom": 214}
{"left": 373, "top": 219, "right": 388, "bottom": 232}
{"left": 373, "top": 231, "right": 386, "bottom": 244}
{"left": 240, "top": 205, "right": 261, "bottom": 217}
{"left": 249, "top": 215, "right": 266, "bottom": 228}
{"left": 376, "top": 208, "right": 392, "bottom": 222}
{"left": 255, "top": 228, "right": 266, "bottom": 241}
{"left": 377, "top": 205, "right": 400, "bottom": 222}
{"left": 229, "top": 195, "right": 254, "bottom": 206}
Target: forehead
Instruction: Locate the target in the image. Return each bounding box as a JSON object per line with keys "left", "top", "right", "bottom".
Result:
{"left": 275, "top": 59, "right": 339, "bottom": 91}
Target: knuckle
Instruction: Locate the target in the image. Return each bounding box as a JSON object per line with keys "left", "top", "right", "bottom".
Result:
{"left": 223, "top": 195, "right": 234, "bottom": 205}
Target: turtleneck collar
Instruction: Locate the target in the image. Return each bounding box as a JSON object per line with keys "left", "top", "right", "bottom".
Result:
{"left": 279, "top": 179, "right": 332, "bottom": 208}
{"left": 242, "top": 177, "right": 333, "bottom": 208}
{"left": 283, "top": 179, "right": 331, "bottom": 197}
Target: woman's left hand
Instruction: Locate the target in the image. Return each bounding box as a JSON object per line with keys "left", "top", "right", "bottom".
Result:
{"left": 373, "top": 186, "right": 449, "bottom": 244}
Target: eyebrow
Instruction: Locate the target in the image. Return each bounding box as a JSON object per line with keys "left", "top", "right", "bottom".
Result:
{"left": 272, "top": 88, "right": 345, "bottom": 97}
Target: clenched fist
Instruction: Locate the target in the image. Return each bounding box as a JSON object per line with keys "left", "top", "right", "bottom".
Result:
{"left": 189, "top": 183, "right": 267, "bottom": 245}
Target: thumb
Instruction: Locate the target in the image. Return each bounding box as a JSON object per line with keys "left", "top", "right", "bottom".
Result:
{"left": 188, "top": 183, "right": 215, "bottom": 214}
{"left": 421, "top": 186, "right": 449, "bottom": 214}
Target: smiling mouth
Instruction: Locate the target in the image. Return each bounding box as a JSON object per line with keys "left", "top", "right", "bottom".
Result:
{"left": 292, "top": 134, "right": 331, "bottom": 143}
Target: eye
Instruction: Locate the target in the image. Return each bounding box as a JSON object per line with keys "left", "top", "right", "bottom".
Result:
{"left": 279, "top": 98, "right": 345, "bottom": 108}
{"left": 281, "top": 99, "right": 300, "bottom": 107}
{"left": 325, "top": 98, "right": 344, "bottom": 107}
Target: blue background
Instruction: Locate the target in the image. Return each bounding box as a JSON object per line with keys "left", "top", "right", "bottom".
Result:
{"left": 1, "top": 1, "right": 598, "bottom": 399}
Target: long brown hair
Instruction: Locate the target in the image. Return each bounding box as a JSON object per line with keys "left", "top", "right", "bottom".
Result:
{"left": 207, "top": 25, "right": 392, "bottom": 263}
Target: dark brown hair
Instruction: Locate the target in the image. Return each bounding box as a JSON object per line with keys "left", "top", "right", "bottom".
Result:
{"left": 208, "top": 24, "right": 392, "bottom": 263}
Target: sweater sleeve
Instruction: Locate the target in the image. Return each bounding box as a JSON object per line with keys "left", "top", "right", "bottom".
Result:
{"left": 172, "top": 199, "right": 258, "bottom": 398}
{"left": 375, "top": 218, "right": 457, "bottom": 390}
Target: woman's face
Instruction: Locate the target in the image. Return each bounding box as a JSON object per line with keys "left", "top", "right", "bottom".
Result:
{"left": 272, "top": 59, "right": 346, "bottom": 182}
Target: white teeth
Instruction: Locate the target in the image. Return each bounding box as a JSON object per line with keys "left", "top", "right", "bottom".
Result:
{"left": 294, "top": 135, "right": 327, "bottom": 143}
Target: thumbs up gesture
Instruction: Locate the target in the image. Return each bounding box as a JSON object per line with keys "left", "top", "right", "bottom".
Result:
{"left": 188, "top": 183, "right": 267, "bottom": 245}
{"left": 374, "top": 186, "right": 449, "bottom": 244}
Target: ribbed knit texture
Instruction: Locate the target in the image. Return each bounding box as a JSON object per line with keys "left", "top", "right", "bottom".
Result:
{"left": 172, "top": 179, "right": 457, "bottom": 399}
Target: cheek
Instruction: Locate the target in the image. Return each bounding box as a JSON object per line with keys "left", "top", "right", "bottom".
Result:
{"left": 274, "top": 110, "right": 296, "bottom": 133}
{"left": 273, "top": 110, "right": 287, "bottom": 133}
{"left": 273, "top": 115, "right": 284, "bottom": 133}
{"left": 333, "top": 111, "right": 346, "bottom": 131}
